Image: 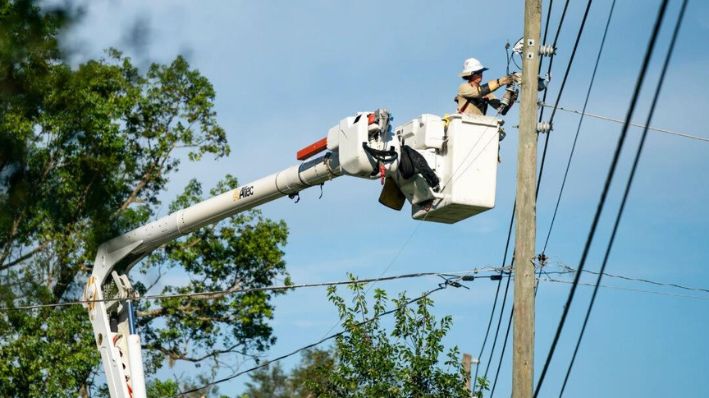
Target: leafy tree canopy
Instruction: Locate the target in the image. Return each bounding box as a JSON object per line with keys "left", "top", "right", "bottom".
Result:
{"left": 241, "top": 280, "right": 470, "bottom": 398}
{"left": 0, "top": 1, "right": 289, "bottom": 396}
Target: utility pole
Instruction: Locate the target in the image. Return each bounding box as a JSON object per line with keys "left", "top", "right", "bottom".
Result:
{"left": 513, "top": 0, "right": 541, "bottom": 397}
{"left": 463, "top": 353, "right": 472, "bottom": 392}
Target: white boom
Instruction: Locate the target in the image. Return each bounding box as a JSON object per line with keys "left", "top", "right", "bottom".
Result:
{"left": 83, "top": 110, "right": 503, "bottom": 397}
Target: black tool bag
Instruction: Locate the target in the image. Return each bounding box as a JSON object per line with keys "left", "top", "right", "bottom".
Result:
{"left": 399, "top": 145, "right": 440, "bottom": 191}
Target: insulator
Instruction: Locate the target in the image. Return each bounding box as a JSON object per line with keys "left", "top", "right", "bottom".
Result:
{"left": 537, "top": 121, "right": 553, "bottom": 134}
{"left": 539, "top": 44, "right": 556, "bottom": 57}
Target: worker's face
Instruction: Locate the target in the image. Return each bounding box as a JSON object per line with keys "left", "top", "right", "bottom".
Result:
{"left": 470, "top": 71, "right": 483, "bottom": 85}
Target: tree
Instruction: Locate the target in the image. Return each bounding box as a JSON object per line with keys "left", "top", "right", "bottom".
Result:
{"left": 241, "top": 280, "right": 469, "bottom": 398}
{"left": 0, "top": 1, "right": 290, "bottom": 396}
{"left": 316, "top": 280, "right": 469, "bottom": 397}
{"left": 241, "top": 348, "right": 335, "bottom": 398}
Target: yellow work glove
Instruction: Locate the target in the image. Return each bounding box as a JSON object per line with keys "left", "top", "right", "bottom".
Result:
{"left": 498, "top": 74, "right": 514, "bottom": 86}
{"left": 488, "top": 75, "right": 514, "bottom": 91}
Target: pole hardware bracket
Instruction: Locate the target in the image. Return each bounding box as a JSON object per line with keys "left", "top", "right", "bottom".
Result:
{"left": 538, "top": 44, "right": 556, "bottom": 57}
{"left": 537, "top": 121, "right": 553, "bottom": 134}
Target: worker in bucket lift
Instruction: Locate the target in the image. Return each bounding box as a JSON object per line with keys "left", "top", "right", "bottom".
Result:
{"left": 455, "top": 57, "right": 515, "bottom": 116}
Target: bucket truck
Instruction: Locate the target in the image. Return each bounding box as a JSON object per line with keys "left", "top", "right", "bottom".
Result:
{"left": 82, "top": 109, "right": 504, "bottom": 397}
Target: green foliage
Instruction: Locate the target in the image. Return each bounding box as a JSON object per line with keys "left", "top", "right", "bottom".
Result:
{"left": 312, "top": 279, "right": 469, "bottom": 397}
{"left": 242, "top": 281, "right": 469, "bottom": 398}
{"left": 241, "top": 348, "right": 335, "bottom": 398}
{"left": 0, "top": 1, "right": 288, "bottom": 396}
{"left": 474, "top": 376, "right": 490, "bottom": 398}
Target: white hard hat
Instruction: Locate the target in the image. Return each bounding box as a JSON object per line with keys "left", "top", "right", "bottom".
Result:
{"left": 459, "top": 57, "right": 488, "bottom": 78}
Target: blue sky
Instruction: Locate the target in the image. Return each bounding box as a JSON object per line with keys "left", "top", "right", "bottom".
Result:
{"left": 65, "top": 0, "right": 709, "bottom": 396}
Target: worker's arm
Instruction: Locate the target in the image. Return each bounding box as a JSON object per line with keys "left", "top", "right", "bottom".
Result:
{"left": 458, "top": 75, "right": 514, "bottom": 99}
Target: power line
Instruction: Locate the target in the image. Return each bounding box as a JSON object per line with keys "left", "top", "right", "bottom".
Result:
{"left": 486, "top": 2, "right": 587, "bottom": 395}
{"left": 489, "top": 299, "right": 513, "bottom": 396}
{"left": 472, "top": 206, "right": 514, "bottom": 392}
{"left": 538, "top": 0, "right": 556, "bottom": 74}
{"left": 476, "top": 2, "right": 572, "bottom": 390}
{"left": 485, "top": 3, "right": 577, "bottom": 391}
{"left": 535, "top": 0, "right": 593, "bottom": 199}
{"left": 534, "top": 1, "right": 671, "bottom": 395}
{"left": 477, "top": 207, "right": 515, "bottom": 389}
{"left": 541, "top": 103, "right": 709, "bottom": 143}
{"left": 555, "top": 262, "right": 709, "bottom": 295}
{"left": 542, "top": 0, "right": 617, "bottom": 254}
{"left": 315, "top": 124, "right": 502, "bottom": 344}
{"left": 542, "top": 276, "right": 709, "bottom": 302}
{"left": 483, "top": 259, "right": 513, "bottom": 382}
{"left": 489, "top": 259, "right": 547, "bottom": 397}
{"left": 0, "top": 267, "right": 505, "bottom": 312}
{"left": 174, "top": 280, "right": 461, "bottom": 397}
{"left": 558, "top": 2, "right": 687, "bottom": 395}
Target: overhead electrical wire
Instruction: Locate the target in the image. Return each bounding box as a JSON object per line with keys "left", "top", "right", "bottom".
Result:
{"left": 542, "top": 0, "right": 617, "bottom": 254}
{"left": 0, "top": 267, "right": 504, "bottom": 312}
{"left": 547, "top": 261, "right": 709, "bottom": 295}
{"left": 542, "top": 275, "right": 709, "bottom": 302}
{"left": 539, "top": 0, "right": 556, "bottom": 74}
{"left": 535, "top": 0, "right": 594, "bottom": 198}
{"left": 471, "top": 205, "right": 515, "bottom": 392}
{"left": 487, "top": 2, "right": 583, "bottom": 395}
{"left": 540, "top": 103, "right": 709, "bottom": 143}
{"left": 174, "top": 279, "right": 462, "bottom": 397}
{"left": 475, "top": 0, "right": 572, "bottom": 390}
{"left": 315, "top": 122, "right": 503, "bottom": 343}
{"left": 483, "top": 258, "right": 513, "bottom": 382}
{"left": 577, "top": 266, "right": 709, "bottom": 294}
{"left": 534, "top": 0, "right": 571, "bottom": 194}
{"left": 533, "top": 0, "right": 671, "bottom": 396}
{"left": 558, "top": 2, "right": 687, "bottom": 395}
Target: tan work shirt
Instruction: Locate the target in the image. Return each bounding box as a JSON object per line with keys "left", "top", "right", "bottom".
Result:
{"left": 455, "top": 82, "right": 497, "bottom": 116}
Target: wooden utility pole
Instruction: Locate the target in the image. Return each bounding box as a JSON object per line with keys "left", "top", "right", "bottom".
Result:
{"left": 513, "top": 0, "right": 541, "bottom": 397}
{"left": 463, "top": 353, "right": 472, "bottom": 392}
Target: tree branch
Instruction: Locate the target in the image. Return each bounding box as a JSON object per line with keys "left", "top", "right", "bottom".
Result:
{"left": 144, "top": 341, "right": 253, "bottom": 364}
{"left": 0, "top": 242, "right": 47, "bottom": 271}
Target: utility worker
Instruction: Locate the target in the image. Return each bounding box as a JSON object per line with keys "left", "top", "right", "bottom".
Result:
{"left": 455, "top": 57, "right": 514, "bottom": 116}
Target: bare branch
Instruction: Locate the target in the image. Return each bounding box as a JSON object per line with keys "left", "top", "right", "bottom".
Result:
{"left": 0, "top": 242, "right": 47, "bottom": 271}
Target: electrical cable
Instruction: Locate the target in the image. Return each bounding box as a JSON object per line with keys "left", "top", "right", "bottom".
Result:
{"left": 483, "top": 259, "right": 513, "bottom": 381}
{"left": 538, "top": 0, "right": 555, "bottom": 75}
{"left": 542, "top": 0, "right": 617, "bottom": 254}
{"left": 534, "top": 1, "right": 671, "bottom": 396}
{"left": 535, "top": 0, "right": 593, "bottom": 199}
{"left": 489, "top": 301, "right": 512, "bottom": 397}
{"left": 552, "top": 260, "right": 709, "bottom": 295}
{"left": 535, "top": 0, "right": 570, "bottom": 143}
{"left": 543, "top": 276, "right": 709, "bottom": 302}
{"left": 558, "top": 2, "right": 687, "bottom": 395}
{"left": 540, "top": 103, "right": 709, "bottom": 143}
{"left": 0, "top": 267, "right": 505, "bottom": 312}
{"left": 174, "top": 280, "right": 459, "bottom": 397}
{"left": 315, "top": 125, "right": 501, "bottom": 343}
{"left": 483, "top": 3, "right": 574, "bottom": 392}
{"left": 472, "top": 205, "right": 515, "bottom": 392}
{"left": 578, "top": 267, "right": 709, "bottom": 294}
{"left": 489, "top": 258, "right": 546, "bottom": 397}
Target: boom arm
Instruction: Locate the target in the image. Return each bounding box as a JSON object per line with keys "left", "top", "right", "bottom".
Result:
{"left": 84, "top": 109, "right": 503, "bottom": 397}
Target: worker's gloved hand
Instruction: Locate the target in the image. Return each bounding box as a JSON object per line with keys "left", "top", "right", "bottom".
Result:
{"left": 498, "top": 75, "right": 515, "bottom": 86}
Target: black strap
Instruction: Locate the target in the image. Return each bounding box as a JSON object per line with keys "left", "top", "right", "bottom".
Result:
{"left": 399, "top": 145, "right": 440, "bottom": 191}
{"left": 362, "top": 143, "right": 398, "bottom": 163}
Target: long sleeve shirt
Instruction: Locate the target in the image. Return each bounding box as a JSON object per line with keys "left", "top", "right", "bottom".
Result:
{"left": 455, "top": 82, "right": 497, "bottom": 116}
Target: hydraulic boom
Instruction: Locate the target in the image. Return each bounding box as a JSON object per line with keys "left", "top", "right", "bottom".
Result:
{"left": 83, "top": 109, "right": 504, "bottom": 397}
